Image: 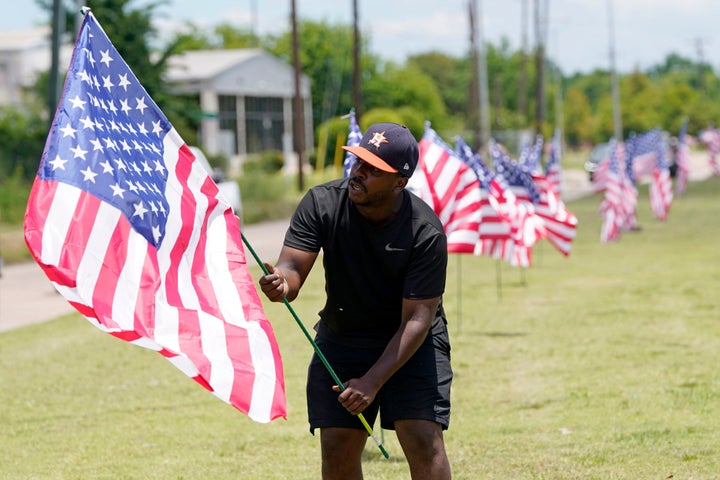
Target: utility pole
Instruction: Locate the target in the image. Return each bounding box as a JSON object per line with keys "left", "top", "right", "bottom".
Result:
{"left": 250, "top": 0, "right": 258, "bottom": 46}
{"left": 533, "top": 0, "right": 545, "bottom": 136}
{"left": 468, "top": 1, "right": 480, "bottom": 150}
{"left": 291, "top": 0, "right": 305, "bottom": 190}
{"left": 695, "top": 37, "right": 707, "bottom": 93}
{"left": 75, "top": 0, "right": 84, "bottom": 36}
{"left": 518, "top": 0, "right": 528, "bottom": 125}
{"left": 474, "top": 0, "right": 491, "bottom": 151}
{"left": 352, "top": 0, "right": 362, "bottom": 122}
{"left": 607, "top": 0, "right": 622, "bottom": 141}
{"left": 49, "top": 0, "right": 64, "bottom": 124}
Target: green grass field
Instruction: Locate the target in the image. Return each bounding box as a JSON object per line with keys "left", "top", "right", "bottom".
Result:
{"left": 1, "top": 177, "right": 719, "bottom": 479}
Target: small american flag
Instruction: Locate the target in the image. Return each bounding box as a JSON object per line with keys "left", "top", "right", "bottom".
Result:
{"left": 23, "top": 11, "right": 286, "bottom": 423}
{"left": 626, "top": 129, "right": 661, "bottom": 183}
{"left": 407, "top": 123, "right": 482, "bottom": 253}
{"left": 489, "top": 141, "right": 545, "bottom": 267}
{"left": 649, "top": 139, "right": 673, "bottom": 221}
{"left": 617, "top": 144, "right": 639, "bottom": 232}
{"left": 699, "top": 128, "right": 720, "bottom": 176}
{"left": 455, "top": 137, "right": 513, "bottom": 262}
{"left": 599, "top": 140, "right": 623, "bottom": 242}
{"left": 519, "top": 134, "right": 544, "bottom": 174}
{"left": 342, "top": 109, "right": 363, "bottom": 178}
{"left": 544, "top": 128, "right": 562, "bottom": 196}
{"left": 493, "top": 148, "right": 541, "bottom": 206}
{"left": 675, "top": 122, "right": 690, "bottom": 196}
{"left": 531, "top": 172, "right": 578, "bottom": 257}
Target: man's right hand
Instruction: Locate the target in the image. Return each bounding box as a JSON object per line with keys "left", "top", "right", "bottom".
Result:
{"left": 258, "top": 263, "right": 287, "bottom": 302}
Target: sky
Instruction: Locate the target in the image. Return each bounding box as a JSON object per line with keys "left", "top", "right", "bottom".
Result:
{"left": 4, "top": 0, "right": 720, "bottom": 75}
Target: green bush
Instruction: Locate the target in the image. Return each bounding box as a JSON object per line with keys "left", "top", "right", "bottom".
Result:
{"left": 0, "top": 174, "right": 31, "bottom": 225}
{"left": 238, "top": 171, "right": 300, "bottom": 224}
{"left": 243, "top": 151, "right": 285, "bottom": 174}
{"left": 0, "top": 106, "right": 47, "bottom": 182}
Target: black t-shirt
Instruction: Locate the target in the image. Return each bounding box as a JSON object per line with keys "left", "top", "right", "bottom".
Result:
{"left": 284, "top": 178, "right": 448, "bottom": 347}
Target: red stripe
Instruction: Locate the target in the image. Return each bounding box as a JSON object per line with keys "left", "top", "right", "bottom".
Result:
{"left": 23, "top": 178, "right": 56, "bottom": 266}
{"left": 166, "top": 146, "right": 196, "bottom": 307}
{"left": 134, "top": 241, "right": 160, "bottom": 341}
{"left": 91, "top": 217, "right": 127, "bottom": 331}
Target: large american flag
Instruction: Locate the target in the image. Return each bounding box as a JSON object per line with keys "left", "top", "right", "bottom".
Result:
{"left": 407, "top": 124, "right": 482, "bottom": 253}
{"left": 342, "top": 109, "right": 362, "bottom": 178}
{"left": 23, "top": 12, "right": 286, "bottom": 423}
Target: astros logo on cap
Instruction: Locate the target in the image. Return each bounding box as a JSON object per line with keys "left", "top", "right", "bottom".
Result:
{"left": 368, "top": 131, "right": 389, "bottom": 150}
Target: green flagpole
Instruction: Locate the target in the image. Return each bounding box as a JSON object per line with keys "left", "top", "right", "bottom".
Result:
{"left": 495, "top": 259, "right": 502, "bottom": 301}
{"left": 242, "top": 233, "right": 390, "bottom": 459}
{"left": 456, "top": 254, "right": 462, "bottom": 334}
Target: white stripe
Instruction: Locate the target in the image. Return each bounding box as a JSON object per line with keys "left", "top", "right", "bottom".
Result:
{"left": 206, "top": 200, "right": 277, "bottom": 422}
{"left": 76, "top": 202, "right": 120, "bottom": 306}
{"left": 199, "top": 310, "right": 234, "bottom": 401}
{"left": 113, "top": 229, "right": 146, "bottom": 331}
{"left": 41, "top": 183, "right": 81, "bottom": 266}
{"left": 154, "top": 133, "right": 183, "bottom": 351}
{"left": 165, "top": 353, "right": 201, "bottom": 377}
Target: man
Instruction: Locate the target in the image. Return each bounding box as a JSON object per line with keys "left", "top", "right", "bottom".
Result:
{"left": 259, "top": 122, "right": 452, "bottom": 480}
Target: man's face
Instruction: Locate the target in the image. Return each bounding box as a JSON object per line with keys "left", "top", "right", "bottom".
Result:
{"left": 347, "top": 159, "right": 404, "bottom": 206}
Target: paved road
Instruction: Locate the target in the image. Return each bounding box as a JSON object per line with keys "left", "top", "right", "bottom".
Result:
{"left": 1, "top": 157, "right": 712, "bottom": 333}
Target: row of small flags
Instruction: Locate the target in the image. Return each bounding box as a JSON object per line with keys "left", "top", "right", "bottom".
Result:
{"left": 591, "top": 121, "right": 718, "bottom": 243}
{"left": 343, "top": 112, "right": 577, "bottom": 268}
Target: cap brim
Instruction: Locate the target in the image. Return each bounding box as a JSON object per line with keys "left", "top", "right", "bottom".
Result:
{"left": 342, "top": 146, "right": 398, "bottom": 173}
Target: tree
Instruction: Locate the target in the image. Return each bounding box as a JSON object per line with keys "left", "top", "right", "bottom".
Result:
{"left": 563, "top": 86, "right": 593, "bottom": 147}
{"left": 362, "top": 62, "right": 449, "bottom": 131}
{"left": 408, "top": 51, "right": 471, "bottom": 122}
{"left": 266, "top": 20, "right": 368, "bottom": 126}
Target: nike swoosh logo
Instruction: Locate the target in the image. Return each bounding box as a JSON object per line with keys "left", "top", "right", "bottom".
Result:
{"left": 385, "top": 243, "right": 405, "bottom": 252}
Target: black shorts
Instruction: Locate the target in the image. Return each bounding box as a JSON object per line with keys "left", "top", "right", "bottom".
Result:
{"left": 306, "top": 320, "right": 452, "bottom": 434}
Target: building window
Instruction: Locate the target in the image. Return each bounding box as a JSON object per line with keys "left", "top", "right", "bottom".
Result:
{"left": 218, "top": 95, "right": 238, "bottom": 155}
{"left": 245, "top": 96, "right": 284, "bottom": 153}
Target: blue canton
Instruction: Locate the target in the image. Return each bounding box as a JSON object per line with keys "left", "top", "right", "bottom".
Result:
{"left": 40, "top": 15, "right": 172, "bottom": 248}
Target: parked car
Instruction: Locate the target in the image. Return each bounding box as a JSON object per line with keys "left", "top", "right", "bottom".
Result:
{"left": 189, "top": 146, "right": 243, "bottom": 222}
{"left": 584, "top": 142, "right": 610, "bottom": 182}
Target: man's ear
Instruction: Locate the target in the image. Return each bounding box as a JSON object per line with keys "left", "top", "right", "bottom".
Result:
{"left": 394, "top": 176, "right": 408, "bottom": 192}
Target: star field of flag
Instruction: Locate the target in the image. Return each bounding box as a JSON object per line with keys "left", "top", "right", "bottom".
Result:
{"left": 492, "top": 148, "right": 541, "bottom": 205}
{"left": 40, "top": 20, "right": 171, "bottom": 248}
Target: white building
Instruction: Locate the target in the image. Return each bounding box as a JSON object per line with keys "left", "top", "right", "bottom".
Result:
{"left": 164, "top": 48, "right": 313, "bottom": 176}
{"left": 0, "top": 26, "right": 72, "bottom": 106}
